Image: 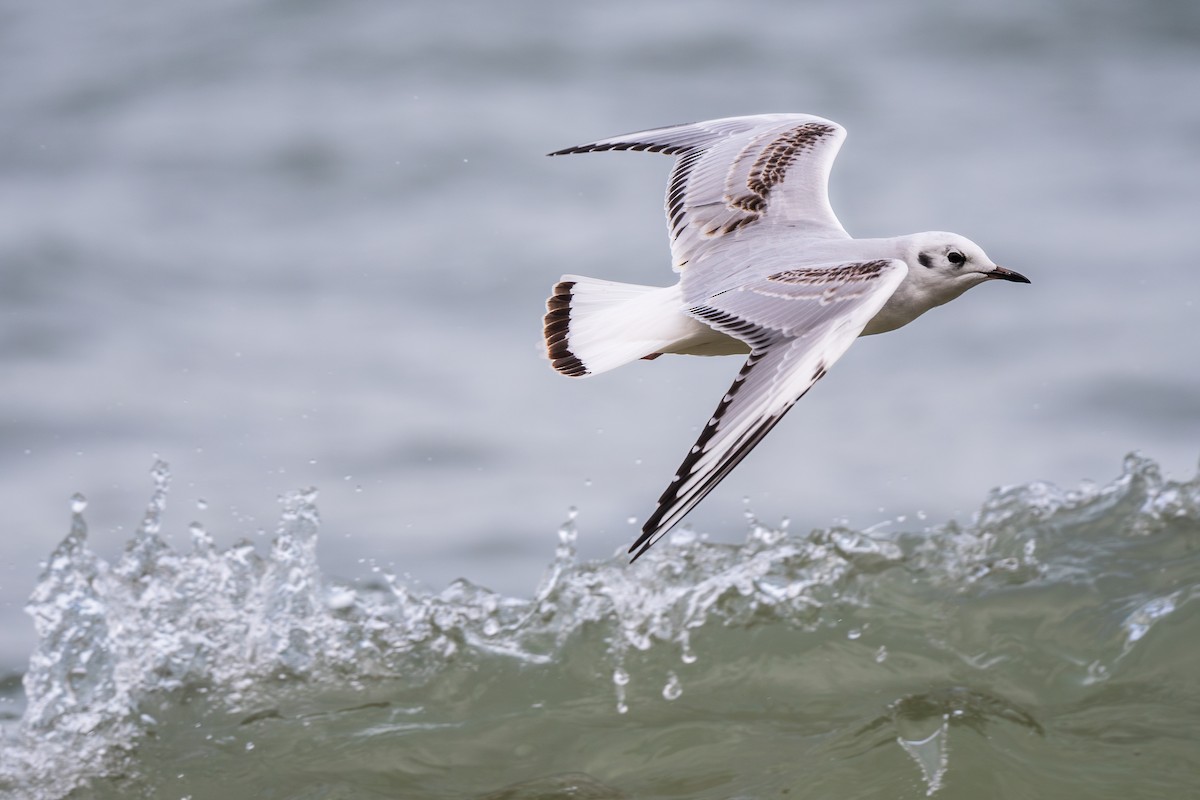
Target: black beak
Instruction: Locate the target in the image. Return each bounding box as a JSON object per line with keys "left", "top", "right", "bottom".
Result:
{"left": 985, "top": 266, "right": 1031, "bottom": 284}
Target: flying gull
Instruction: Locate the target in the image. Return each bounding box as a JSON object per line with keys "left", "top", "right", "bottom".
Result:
{"left": 541, "top": 113, "right": 1030, "bottom": 561}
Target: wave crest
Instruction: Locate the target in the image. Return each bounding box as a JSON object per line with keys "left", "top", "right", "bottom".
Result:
{"left": 4, "top": 453, "right": 1199, "bottom": 797}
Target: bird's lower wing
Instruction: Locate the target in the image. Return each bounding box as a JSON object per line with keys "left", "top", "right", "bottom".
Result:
{"left": 629, "top": 258, "right": 907, "bottom": 561}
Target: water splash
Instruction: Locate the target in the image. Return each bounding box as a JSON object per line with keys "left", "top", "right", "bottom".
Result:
{"left": 2, "top": 453, "right": 1199, "bottom": 798}
{"left": 896, "top": 715, "right": 949, "bottom": 796}
{"left": 661, "top": 671, "right": 682, "bottom": 701}
{"left": 888, "top": 687, "right": 1044, "bottom": 795}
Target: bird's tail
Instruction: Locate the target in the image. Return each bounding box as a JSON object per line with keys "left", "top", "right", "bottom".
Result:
{"left": 543, "top": 276, "right": 680, "bottom": 377}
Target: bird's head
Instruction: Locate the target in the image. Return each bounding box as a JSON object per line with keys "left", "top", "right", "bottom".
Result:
{"left": 904, "top": 231, "right": 1029, "bottom": 305}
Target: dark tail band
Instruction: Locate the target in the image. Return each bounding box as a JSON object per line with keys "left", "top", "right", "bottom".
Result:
{"left": 543, "top": 281, "right": 589, "bottom": 377}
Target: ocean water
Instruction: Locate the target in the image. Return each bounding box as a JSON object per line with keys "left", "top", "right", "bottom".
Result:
{"left": 1, "top": 455, "right": 1198, "bottom": 798}
{"left": 2, "top": 0, "right": 1200, "bottom": 796}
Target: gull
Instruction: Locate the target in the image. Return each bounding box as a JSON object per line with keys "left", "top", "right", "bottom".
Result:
{"left": 541, "top": 113, "right": 1029, "bottom": 562}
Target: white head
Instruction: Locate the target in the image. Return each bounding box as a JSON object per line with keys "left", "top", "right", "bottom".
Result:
{"left": 902, "top": 231, "right": 1029, "bottom": 307}
{"left": 857, "top": 231, "right": 1029, "bottom": 336}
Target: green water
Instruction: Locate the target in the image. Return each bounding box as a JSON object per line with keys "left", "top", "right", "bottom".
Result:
{"left": 4, "top": 456, "right": 1196, "bottom": 799}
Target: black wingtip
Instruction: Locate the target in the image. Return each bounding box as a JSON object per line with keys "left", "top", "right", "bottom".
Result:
{"left": 627, "top": 529, "right": 659, "bottom": 564}
{"left": 628, "top": 479, "right": 687, "bottom": 563}
{"left": 547, "top": 141, "right": 695, "bottom": 159}
{"left": 627, "top": 537, "right": 656, "bottom": 564}
{"left": 546, "top": 145, "right": 596, "bottom": 157}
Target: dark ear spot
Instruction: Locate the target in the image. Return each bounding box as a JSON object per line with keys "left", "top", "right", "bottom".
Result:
{"left": 917, "top": 252, "right": 934, "bottom": 268}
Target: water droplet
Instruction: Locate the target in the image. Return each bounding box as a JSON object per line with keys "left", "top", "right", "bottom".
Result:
{"left": 70, "top": 493, "right": 88, "bottom": 513}
{"left": 150, "top": 459, "right": 171, "bottom": 487}
{"left": 847, "top": 628, "right": 862, "bottom": 640}
{"left": 612, "top": 668, "right": 629, "bottom": 686}
{"left": 967, "top": 563, "right": 990, "bottom": 581}
{"left": 669, "top": 526, "right": 697, "bottom": 547}
{"left": 616, "top": 702, "right": 629, "bottom": 715}
{"left": 626, "top": 516, "right": 638, "bottom": 525}
{"left": 196, "top": 498, "right": 209, "bottom": 510}
{"left": 326, "top": 588, "right": 356, "bottom": 611}
{"left": 244, "top": 741, "right": 255, "bottom": 751}
{"left": 582, "top": 478, "right": 592, "bottom": 488}
{"left": 875, "top": 646, "right": 888, "bottom": 663}
{"left": 662, "top": 671, "right": 682, "bottom": 701}
{"left": 681, "top": 647, "right": 697, "bottom": 665}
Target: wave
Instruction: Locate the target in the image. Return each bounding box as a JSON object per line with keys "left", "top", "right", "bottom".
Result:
{"left": 2, "top": 454, "right": 1198, "bottom": 799}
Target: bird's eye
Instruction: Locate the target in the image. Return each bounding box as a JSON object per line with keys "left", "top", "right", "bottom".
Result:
{"left": 947, "top": 251, "right": 965, "bottom": 265}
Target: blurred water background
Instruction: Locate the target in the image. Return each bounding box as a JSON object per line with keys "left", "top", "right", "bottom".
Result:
{"left": 1, "top": 0, "right": 1199, "bottom": 796}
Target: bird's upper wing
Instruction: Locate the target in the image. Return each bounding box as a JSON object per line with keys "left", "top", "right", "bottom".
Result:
{"left": 629, "top": 258, "right": 907, "bottom": 561}
{"left": 547, "top": 114, "right": 851, "bottom": 271}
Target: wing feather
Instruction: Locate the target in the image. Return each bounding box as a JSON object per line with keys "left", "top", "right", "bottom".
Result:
{"left": 548, "top": 113, "right": 851, "bottom": 271}
{"left": 629, "top": 259, "right": 907, "bottom": 561}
